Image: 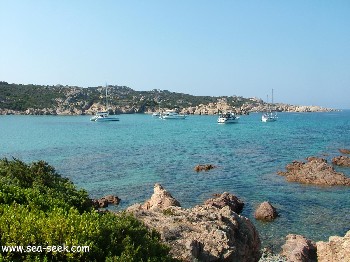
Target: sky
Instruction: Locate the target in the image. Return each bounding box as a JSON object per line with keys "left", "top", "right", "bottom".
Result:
{"left": 0, "top": 1, "right": 349, "bottom": 108}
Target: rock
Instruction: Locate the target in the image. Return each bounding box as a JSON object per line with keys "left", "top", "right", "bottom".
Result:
{"left": 91, "top": 199, "right": 108, "bottom": 208}
{"left": 277, "top": 157, "right": 350, "bottom": 186}
{"left": 339, "top": 148, "right": 350, "bottom": 154}
{"left": 204, "top": 192, "right": 244, "bottom": 214}
{"left": 92, "top": 194, "right": 121, "bottom": 208}
{"left": 102, "top": 194, "right": 121, "bottom": 205}
{"left": 127, "top": 184, "right": 261, "bottom": 262}
{"left": 316, "top": 230, "right": 350, "bottom": 262}
{"left": 142, "top": 183, "right": 181, "bottom": 210}
{"left": 281, "top": 234, "right": 317, "bottom": 262}
{"left": 332, "top": 156, "right": 350, "bottom": 167}
{"left": 194, "top": 164, "right": 216, "bottom": 172}
{"left": 254, "top": 201, "right": 278, "bottom": 221}
{"left": 259, "top": 247, "right": 288, "bottom": 262}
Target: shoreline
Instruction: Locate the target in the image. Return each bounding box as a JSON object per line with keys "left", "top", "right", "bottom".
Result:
{"left": 0, "top": 108, "right": 342, "bottom": 116}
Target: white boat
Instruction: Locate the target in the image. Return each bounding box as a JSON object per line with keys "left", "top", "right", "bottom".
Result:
{"left": 90, "top": 85, "right": 119, "bottom": 122}
{"left": 160, "top": 110, "right": 187, "bottom": 120}
{"left": 90, "top": 111, "right": 119, "bottom": 122}
{"left": 262, "top": 89, "right": 277, "bottom": 122}
{"left": 152, "top": 112, "right": 161, "bottom": 117}
{"left": 261, "top": 112, "right": 277, "bottom": 122}
{"left": 217, "top": 112, "right": 240, "bottom": 124}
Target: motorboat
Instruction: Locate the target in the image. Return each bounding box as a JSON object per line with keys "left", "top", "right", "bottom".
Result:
{"left": 160, "top": 110, "right": 187, "bottom": 120}
{"left": 217, "top": 112, "right": 239, "bottom": 124}
{"left": 90, "top": 111, "right": 119, "bottom": 122}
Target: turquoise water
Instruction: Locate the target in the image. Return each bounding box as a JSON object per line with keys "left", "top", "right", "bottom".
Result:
{"left": 1, "top": 111, "right": 349, "bottom": 249}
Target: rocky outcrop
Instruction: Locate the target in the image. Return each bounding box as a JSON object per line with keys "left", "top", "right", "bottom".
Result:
{"left": 204, "top": 192, "right": 244, "bottom": 214}
{"left": 127, "top": 184, "right": 261, "bottom": 262}
{"left": 281, "top": 234, "right": 317, "bottom": 262}
{"left": 277, "top": 157, "right": 350, "bottom": 186}
{"left": 92, "top": 194, "right": 120, "bottom": 208}
{"left": 194, "top": 164, "right": 216, "bottom": 172}
{"left": 142, "top": 183, "right": 181, "bottom": 210}
{"left": 332, "top": 156, "right": 350, "bottom": 167}
{"left": 339, "top": 148, "right": 350, "bottom": 154}
{"left": 254, "top": 201, "right": 278, "bottom": 221}
{"left": 316, "top": 230, "right": 350, "bottom": 262}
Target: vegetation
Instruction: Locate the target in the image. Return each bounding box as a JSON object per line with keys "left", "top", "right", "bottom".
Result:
{"left": 0, "top": 158, "right": 175, "bottom": 261}
{"left": 0, "top": 81, "right": 254, "bottom": 114}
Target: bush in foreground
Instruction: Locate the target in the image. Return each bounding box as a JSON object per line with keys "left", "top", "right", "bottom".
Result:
{"left": 0, "top": 158, "right": 175, "bottom": 261}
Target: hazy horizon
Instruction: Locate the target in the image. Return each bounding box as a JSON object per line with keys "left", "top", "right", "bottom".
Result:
{"left": 1, "top": 1, "right": 349, "bottom": 109}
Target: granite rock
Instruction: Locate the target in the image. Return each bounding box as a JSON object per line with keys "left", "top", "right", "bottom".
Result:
{"left": 127, "top": 184, "right": 261, "bottom": 262}
{"left": 277, "top": 157, "right": 350, "bottom": 186}
{"left": 281, "top": 234, "right": 317, "bottom": 262}
{"left": 316, "top": 230, "right": 350, "bottom": 262}
{"left": 332, "top": 155, "right": 350, "bottom": 167}
{"left": 254, "top": 201, "right": 278, "bottom": 222}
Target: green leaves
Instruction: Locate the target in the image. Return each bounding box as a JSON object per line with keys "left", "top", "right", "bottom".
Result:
{"left": 0, "top": 159, "right": 175, "bottom": 261}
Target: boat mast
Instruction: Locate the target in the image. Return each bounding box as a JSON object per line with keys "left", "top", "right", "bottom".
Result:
{"left": 271, "top": 89, "right": 275, "bottom": 113}
{"left": 105, "top": 84, "right": 108, "bottom": 111}
{"left": 266, "top": 94, "right": 269, "bottom": 113}
{"left": 271, "top": 89, "right": 274, "bottom": 105}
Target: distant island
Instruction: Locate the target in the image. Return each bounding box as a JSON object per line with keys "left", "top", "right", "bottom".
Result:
{"left": 0, "top": 81, "right": 337, "bottom": 115}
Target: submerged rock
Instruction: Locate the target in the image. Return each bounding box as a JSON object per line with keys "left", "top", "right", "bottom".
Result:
{"left": 316, "top": 230, "right": 350, "bottom": 262}
{"left": 339, "top": 148, "right": 350, "bottom": 154}
{"left": 254, "top": 201, "right": 278, "bottom": 222}
{"left": 127, "top": 184, "right": 261, "bottom": 262}
{"left": 277, "top": 157, "right": 350, "bottom": 186}
{"left": 281, "top": 234, "right": 317, "bottom": 262}
{"left": 332, "top": 156, "right": 350, "bottom": 167}
{"left": 194, "top": 164, "right": 216, "bottom": 172}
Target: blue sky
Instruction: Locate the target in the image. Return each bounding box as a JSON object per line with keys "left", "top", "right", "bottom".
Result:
{"left": 0, "top": 1, "right": 349, "bottom": 108}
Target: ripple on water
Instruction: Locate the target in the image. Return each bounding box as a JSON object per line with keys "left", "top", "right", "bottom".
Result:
{"left": 0, "top": 112, "right": 349, "bottom": 249}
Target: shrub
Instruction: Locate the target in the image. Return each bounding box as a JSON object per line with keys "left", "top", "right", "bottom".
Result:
{"left": 0, "top": 159, "right": 176, "bottom": 261}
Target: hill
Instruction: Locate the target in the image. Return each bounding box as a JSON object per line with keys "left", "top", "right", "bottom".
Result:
{"left": 0, "top": 81, "right": 334, "bottom": 115}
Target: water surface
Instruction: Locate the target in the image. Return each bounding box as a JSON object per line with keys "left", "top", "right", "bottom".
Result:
{"left": 1, "top": 111, "right": 349, "bottom": 249}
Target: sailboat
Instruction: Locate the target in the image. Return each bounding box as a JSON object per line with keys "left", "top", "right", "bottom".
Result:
{"left": 261, "top": 89, "right": 277, "bottom": 122}
{"left": 90, "top": 85, "right": 119, "bottom": 122}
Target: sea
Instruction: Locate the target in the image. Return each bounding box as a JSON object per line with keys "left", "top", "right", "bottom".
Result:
{"left": 1, "top": 111, "right": 349, "bottom": 250}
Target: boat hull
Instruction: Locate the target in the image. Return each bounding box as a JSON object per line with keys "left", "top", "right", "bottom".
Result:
{"left": 92, "top": 117, "right": 119, "bottom": 122}
{"left": 217, "top": 112, "right": 239, "bottom": 124}
{"left": 261, "top": 114, "right": 277, "bottom": 122}
{"left": 217, "top": 118, "right": 239, "bottom": 124}
{"left": 90, "top": 113, "right": 119, "bottom": 122}
{"left": 160, "top": 115, "right": 187, "bottom": 120}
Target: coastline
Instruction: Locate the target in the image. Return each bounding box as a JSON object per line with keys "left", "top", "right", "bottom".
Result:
{"left": 0, "top": 105, "right": 340, "bottom": 116}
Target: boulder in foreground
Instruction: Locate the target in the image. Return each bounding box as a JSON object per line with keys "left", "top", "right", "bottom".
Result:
{"left": 127, "top": 184, "right": 261, "bottom": 262}
{"left": 316, "top": 230, "right": 350, "bottom": 262}
{"left": 281, "top": 234, "right": 317, "bottom": 262}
